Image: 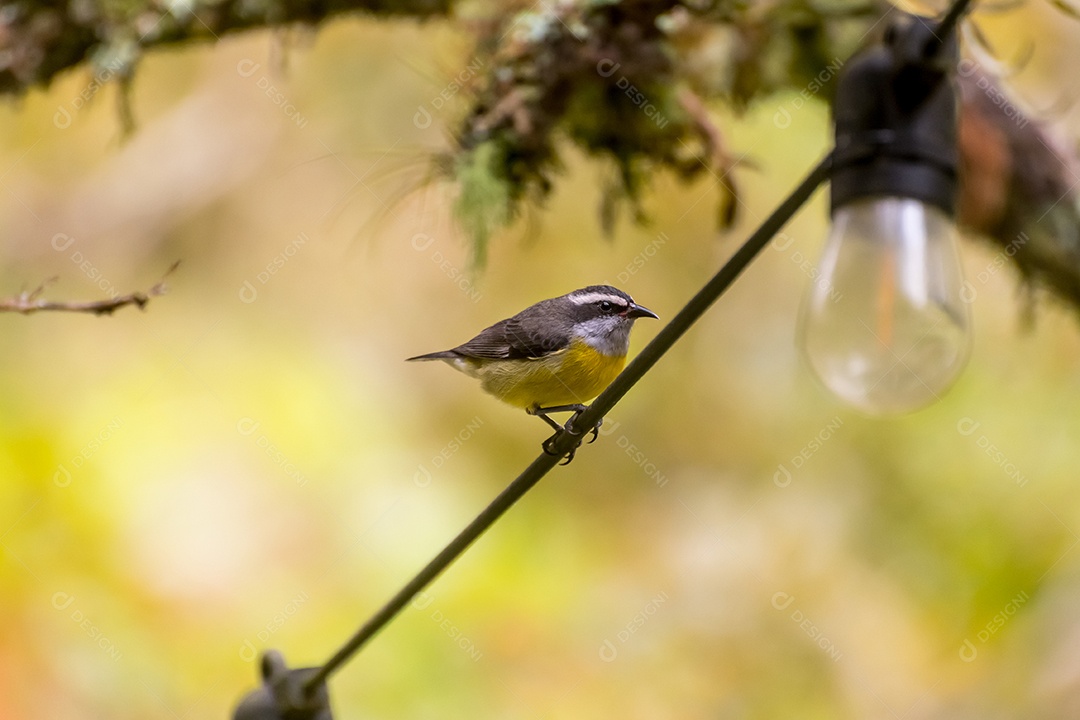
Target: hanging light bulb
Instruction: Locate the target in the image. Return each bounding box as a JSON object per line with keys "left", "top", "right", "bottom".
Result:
{"left": 800, "top": 196, "right": 970, "bottom": 414}
{"left": 798, "top": 12, "right": 972, "bottom": 415}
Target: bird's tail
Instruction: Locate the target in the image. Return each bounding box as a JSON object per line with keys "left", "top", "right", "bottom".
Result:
{"left": 406, "top": 351, "right": 458, "bottom": 362}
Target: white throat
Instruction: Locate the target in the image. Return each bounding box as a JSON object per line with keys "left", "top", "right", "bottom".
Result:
{"left": 574, "top": 317, "right": 634, "bottom": 356}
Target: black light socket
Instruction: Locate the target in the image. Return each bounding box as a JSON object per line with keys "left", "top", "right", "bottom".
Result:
{"left": 233, "top": 651, "right": 334, "bottom": 720}
{"left": 829, "top": 12, "right": 960, "bottom": 218}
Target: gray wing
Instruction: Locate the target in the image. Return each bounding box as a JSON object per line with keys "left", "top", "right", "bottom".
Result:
{"left": 448, "top": 316, "right": 569, "bottom": 360}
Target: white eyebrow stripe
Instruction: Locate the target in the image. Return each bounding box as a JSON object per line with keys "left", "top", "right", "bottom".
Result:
{"left": 569, "top": 292, "right": 630, "bottom": 306}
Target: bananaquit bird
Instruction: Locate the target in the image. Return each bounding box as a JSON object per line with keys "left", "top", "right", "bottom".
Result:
{"left": 407, "top": 285, "right": 658, "bottom": 458}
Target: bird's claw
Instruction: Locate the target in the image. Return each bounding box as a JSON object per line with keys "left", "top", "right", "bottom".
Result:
{"left": 569, "top": 412, "right": 601, "bottom": 445}
{"left": 586, "top": 418, "right": 601, "bottom": 444}
{"left": 542, "top": 432, "right": 580, "bottom": 465}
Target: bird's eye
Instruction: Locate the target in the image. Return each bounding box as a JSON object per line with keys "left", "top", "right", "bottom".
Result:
{"left": 598, "top": 300, "right": 614, "bottom": 313}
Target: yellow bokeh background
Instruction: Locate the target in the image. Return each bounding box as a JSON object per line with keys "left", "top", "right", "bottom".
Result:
{"left": 3, "top": 4, "right": 1080, "bottom": 718}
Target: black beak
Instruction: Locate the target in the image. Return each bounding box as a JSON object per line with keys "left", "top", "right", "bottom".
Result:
{"left": 627, "top": 303, "right": 659, "bottom": 320}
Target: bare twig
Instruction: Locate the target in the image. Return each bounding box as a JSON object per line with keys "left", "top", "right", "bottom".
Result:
{"left": 0, "top": 261, "right": 180, "bottom": 316}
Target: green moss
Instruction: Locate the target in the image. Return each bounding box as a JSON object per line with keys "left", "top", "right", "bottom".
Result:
{"left": 452, "top": 141, "right": 512, "bottom": 269}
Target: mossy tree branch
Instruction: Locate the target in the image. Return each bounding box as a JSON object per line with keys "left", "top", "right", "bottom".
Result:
{"left": 0, "top": 0, "right": 453, "bottom": 95}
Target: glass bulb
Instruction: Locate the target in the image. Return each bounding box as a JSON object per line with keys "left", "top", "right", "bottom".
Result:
{"left": 798, "top": 196, "right": 971, "bottom": 415}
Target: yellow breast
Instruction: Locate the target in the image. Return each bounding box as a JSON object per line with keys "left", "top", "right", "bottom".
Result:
{"left": 470, "top": 339, "right": 626, "bottom": 409}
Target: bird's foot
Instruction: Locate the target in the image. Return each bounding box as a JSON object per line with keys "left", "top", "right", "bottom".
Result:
{"left": 531, "top": 404, "right": 603, "bottom": 464}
